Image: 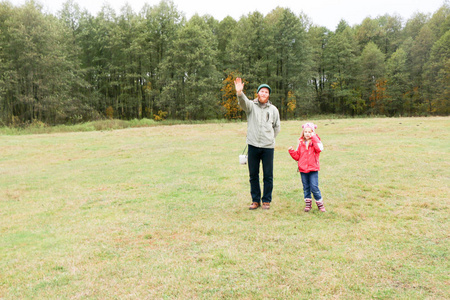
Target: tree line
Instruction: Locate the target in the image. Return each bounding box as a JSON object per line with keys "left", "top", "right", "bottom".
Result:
{"left": 0, "top": 0, "right": 448, "bottom": 125}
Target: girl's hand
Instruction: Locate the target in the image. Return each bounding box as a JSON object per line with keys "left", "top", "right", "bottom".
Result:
{"left": 288, "top": 146, "right": 294, "bottom": 151}
{"left": 234, "top": 77, "right": 244, "bottom": 95}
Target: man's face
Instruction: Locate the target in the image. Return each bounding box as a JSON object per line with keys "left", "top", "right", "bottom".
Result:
{"left": 258, "top": 88, "right": 270, "bottom": 103}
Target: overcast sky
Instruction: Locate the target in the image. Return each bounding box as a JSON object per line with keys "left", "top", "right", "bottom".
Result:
{"left": 7, "top": 0, "right": 447, "bottom": 30}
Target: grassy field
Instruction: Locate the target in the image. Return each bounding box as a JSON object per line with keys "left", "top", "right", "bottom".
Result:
{"left": 1, "top": 117, "right": 449, "bottom": 299}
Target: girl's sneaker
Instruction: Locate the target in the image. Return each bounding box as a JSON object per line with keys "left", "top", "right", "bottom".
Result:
{"left": 316, "top": 200, "right": 326, "bottom": 212}
{"left": 304, "top": 199, "right": 312, "bottom": 212}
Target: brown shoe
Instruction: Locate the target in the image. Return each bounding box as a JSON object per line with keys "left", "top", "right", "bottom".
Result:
{"left": 249, "top": 202, "right": 260, "bottom": 210}
{"left": 262, "top": 202, "right": 270, "bottom": 210}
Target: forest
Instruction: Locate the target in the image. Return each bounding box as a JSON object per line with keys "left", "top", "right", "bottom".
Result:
{"left": 0, "top": 0, "right": 448, "bottom": 125}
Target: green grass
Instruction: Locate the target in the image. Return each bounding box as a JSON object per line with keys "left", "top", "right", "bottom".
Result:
{"left": 1, "top": 117, "right": 449, "bottom": 299}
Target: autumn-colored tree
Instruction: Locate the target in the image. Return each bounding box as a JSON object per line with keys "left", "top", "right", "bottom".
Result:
{"left": 369, "top": 79, "right": 388, "bottom": 114}
{"left": 286, "top": 90, "right": 296, "bottom": 118}
{"left": 221, "top": 72, "right": 244, "bottom": 119}
{"left": 154, "top": 110, "right": 168, "bottom": 121}
{"left": 106, "top": 106, "right": 114, "bottom": 119}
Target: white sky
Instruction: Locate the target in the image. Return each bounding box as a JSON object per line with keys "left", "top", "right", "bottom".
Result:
{"left": 7, "top": 0, "right": 447, "bottom": 30}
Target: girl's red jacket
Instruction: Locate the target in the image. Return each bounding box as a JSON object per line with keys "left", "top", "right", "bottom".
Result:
{"left": 288, "top": 135, "right": 322, "bottom": 173}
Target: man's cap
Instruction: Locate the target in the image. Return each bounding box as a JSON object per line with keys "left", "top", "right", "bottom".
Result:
{"left": 257, "top": 84, "right": 271, "bottom": 94}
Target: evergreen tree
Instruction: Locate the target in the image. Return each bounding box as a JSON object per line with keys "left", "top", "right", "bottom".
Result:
{"left": 159, "top": 14, "right": 221, "bottom": 119}
{"left": 324, "top": 23, "right": 362, "bottom": 115}
{"left": 308, "top": 25, "right": 330, "bottom": 114}
{"left": 386, "top": 48, "right": 410, "bottom": 116}
{"left": 265, "top": 7, "right": 312, "bottom": 119}
{"left": 217, "top": 16, "right": 237, "bottom": 72}
{"left": 423, "top": 31, "right": 450, "bottom": 114}
{"left": 360, "top": 42, "right": 385, "bottom": 114}
{"left": 141, "top": 0, "right": 184, "bottom": 119}
{"left": 0, "top": 1, "right": 91, "bottom": 124}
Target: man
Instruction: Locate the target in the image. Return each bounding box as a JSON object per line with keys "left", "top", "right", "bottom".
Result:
{"left": 234, "top": 77, "right": 281, "bottom": 210}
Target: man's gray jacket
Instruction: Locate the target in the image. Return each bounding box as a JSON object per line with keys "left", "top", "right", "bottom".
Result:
{"left": 237, "top": 93, "right": 281, "bottom": 149}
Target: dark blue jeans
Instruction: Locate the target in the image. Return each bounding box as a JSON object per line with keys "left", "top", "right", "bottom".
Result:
{"left": 248, "top": 145, "right": 274, "bottom": 203}
{"left": 300, "top": 171, "right": 322, "bottom": 201}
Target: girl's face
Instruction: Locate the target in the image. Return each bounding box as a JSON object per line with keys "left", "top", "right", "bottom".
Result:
{"left": 303, "top": 128, "right": 313, "bottom": 140}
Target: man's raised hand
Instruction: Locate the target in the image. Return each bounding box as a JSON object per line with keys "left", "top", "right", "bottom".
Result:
{"left": 234, "top": 77, "right": 244, "bottom": 95}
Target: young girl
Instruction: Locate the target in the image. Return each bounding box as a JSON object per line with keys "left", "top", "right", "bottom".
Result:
{"left": 288, "top": 122, "right": 325, "bottom": 212}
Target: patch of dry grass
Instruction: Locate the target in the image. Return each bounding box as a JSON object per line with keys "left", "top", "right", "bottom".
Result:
{"left": 0, "top": 117, "right": 449, "bottom": 299}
